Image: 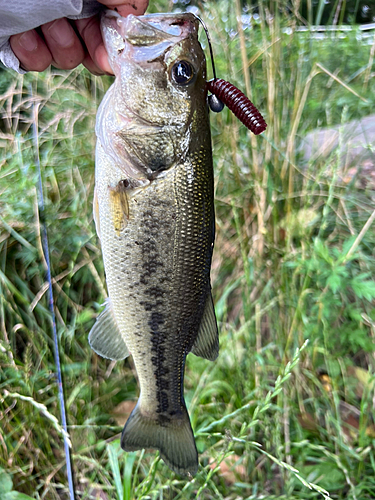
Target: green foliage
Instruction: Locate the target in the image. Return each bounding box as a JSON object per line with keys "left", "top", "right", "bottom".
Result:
{"left": 0, "top": 468, "right": 34, "bottom": 500}
{"left": 1, "top": 0, "right": 375, "bottom": 498}
{"left": 285, "top": 237, "right": 375, "bottom": 354}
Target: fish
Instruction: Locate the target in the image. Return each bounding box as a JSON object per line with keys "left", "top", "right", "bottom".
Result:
{"left": 89, "top": 10, "right": 218, "bottom": 476}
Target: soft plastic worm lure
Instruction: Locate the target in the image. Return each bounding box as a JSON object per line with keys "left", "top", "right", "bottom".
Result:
{"left": 197, "top": 16, "right": 267, "bottom": 135}
{"left": 207, "top": 78, "right": 267, "bottom": 135}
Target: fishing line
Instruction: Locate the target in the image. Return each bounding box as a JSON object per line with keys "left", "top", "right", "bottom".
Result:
{"left": 196, "top": 15, "right": 217, "bottom": 81}
{"left": 31, "top": 88, "right": 76, "bottom": 500}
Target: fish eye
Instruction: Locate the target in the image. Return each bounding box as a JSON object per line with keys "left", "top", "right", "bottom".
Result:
{"left": 171, "top": 61, "right": 194, "bottom": 85}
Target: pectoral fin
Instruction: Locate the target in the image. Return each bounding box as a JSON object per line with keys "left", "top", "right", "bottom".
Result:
{"left": 109, "top": 181, "right": 130, "bottom": 235}
{"left": 190, "top": 291, "right": 219, "bottom": 361}
{"left": 89, "top": 299, "right": 129, "bottom": 360}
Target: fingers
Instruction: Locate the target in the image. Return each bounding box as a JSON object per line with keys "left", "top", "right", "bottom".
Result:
{"left": 10, "top": 30, "right": 52, "bottom": 72}
{"left": 41, "top": 18, "right": 85, "bottom": 70}
{"left": 75, "top": 1, "right": 150, "bottom": 75}
{"left": 10, "top": 19, "right": 85, "bottom": 72}
{"left": 74, "top": 15, "right": 112, "bottom": 75}
{"left": 9, "top": 1, "right": 150, "bottom": 74}
{"left": 98, "top": 0, "right": 149, "bottom": 16}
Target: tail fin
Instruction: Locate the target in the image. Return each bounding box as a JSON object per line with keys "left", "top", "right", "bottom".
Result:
{"left": 121, "top": 403, "right": 198, "bottom": 476}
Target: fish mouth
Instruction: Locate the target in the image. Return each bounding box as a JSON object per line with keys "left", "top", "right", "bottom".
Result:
{"left": 101, "top": 11, "right": 199, "bottom": 49}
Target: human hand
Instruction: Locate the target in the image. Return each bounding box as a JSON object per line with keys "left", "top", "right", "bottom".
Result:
{"left": 9, "top": 0, "right": 149, "bottom": 74}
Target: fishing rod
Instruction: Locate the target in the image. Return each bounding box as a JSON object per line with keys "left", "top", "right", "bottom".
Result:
{"left": 31, "top": 88, "right": 76, "bottom": 500}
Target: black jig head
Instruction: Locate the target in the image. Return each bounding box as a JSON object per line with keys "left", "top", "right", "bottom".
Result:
{"left": 207, "top": 92, "right": 225, "bottom": 113}
{"left": 196, "top": 16, "right": 267, "bottom": 135}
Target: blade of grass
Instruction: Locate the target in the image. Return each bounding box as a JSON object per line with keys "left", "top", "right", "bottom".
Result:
{"left": 316, "top": 62, "right": 368, "bottom": 102}
{"left": 107, "top": 442, "right": 123, "bottom": 500}
{"left": 123, "top": 452, "right": 136, "bottom": 500}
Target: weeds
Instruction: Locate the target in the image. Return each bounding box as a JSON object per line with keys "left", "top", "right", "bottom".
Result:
{"left": 1, "top": 0, "right": 375, "bottom": 498}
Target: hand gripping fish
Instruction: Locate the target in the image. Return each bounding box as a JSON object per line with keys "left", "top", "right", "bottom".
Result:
{"left": 90, "top": 11, "right": 219, "bottom": 476}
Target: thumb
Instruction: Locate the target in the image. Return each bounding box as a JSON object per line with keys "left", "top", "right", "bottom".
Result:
{"left": 97, "top": 0, "right": 149, "bottom": 17}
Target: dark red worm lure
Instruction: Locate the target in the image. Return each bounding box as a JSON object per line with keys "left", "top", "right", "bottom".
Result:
{"left": 196, "top": 15, "right": 267, "bottom": 135}
{"left": 207, "top": 79, "right": 267, "bottom": 135}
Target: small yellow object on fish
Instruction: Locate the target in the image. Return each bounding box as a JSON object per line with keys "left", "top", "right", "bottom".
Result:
{"left": 90, "top": 11, "right": 218, "bottom": 476}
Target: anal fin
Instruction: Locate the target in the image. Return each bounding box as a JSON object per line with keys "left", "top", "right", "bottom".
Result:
{"left": 190, "top": 291, "right": 219, "bottom": 361}
{"left": 89, "top": 298, "right": 129, "bottom": 360}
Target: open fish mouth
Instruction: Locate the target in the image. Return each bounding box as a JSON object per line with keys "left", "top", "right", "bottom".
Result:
{"left": 101, "top": 11, "right": 200, "bottom": 68}
{"left": 102, "top": 11, "right": 199, "bottom": 44}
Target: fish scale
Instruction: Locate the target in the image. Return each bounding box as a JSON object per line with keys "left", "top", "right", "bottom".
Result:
{"left": 90, "top": 11, "right": 219, "bottom": 476}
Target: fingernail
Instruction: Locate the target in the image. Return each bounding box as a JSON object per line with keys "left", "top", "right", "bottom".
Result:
{"left": 48, "top": 19, "right": 74, "bottom": 48}
{"left": 19, "top": 31, "right": 38, "bottom": 52}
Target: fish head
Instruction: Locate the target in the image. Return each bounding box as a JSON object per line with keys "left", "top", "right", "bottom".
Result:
{"left": 102, "top": 12, "right": 206, "bottom": 126}
{"left": 99, "top": 12, "right": 209, "bottom": 176}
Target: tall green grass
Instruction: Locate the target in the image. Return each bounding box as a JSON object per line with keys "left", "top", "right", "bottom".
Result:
{"left": 1, "top": 1, "right": 375, "bottom": 498}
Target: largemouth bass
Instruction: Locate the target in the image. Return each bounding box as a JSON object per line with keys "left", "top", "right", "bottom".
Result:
{"left": 90, "top": 11, "right": 218, "bottom": 476}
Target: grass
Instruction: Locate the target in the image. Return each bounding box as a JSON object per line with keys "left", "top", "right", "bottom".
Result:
{"left": 1, "top": 0, "right": 375, "bottom": 498}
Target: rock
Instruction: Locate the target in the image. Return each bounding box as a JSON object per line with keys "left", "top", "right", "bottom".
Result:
{"left": 299, "top": 114, "right": 375, "bottom": 190}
